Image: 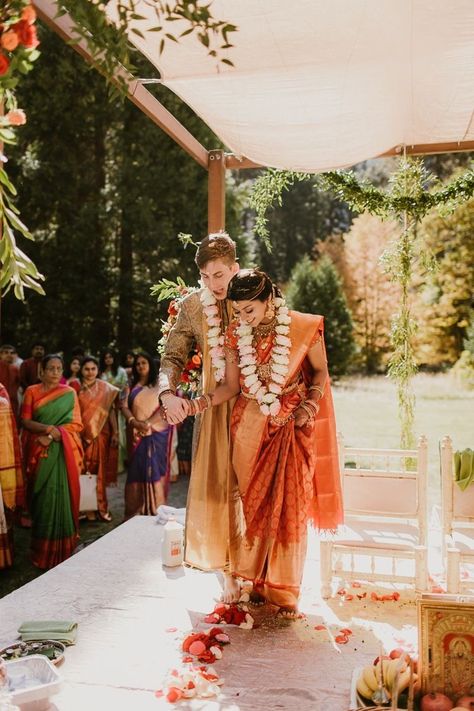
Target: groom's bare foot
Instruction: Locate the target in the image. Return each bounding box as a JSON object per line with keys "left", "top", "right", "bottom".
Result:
{"left": 221, "top": 573, "right": 241, "bottom": 603}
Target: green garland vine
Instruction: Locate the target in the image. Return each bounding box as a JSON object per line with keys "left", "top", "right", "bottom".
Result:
{"left": 251, "top": 158, "right": 474, "bottom": 447}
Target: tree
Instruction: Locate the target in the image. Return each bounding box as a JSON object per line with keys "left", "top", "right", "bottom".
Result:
{"left": 340, "top": 214, "right": 401, "bottom": 373}
{"left": 2, "top": 25, "right": 249, "bottom": 355}
{"left": 414, "top": 198, "right": 474, "bottom": 367}
{"left": 253, "top": 178, "right": 351, "bottom": 283}
{"left": 286, "top": 255, "right": 355, "bottom": 377}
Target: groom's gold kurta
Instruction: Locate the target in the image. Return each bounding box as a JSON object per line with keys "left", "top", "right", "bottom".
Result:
{"left": 158, "top": 291, "right": 241, "bottom": 570}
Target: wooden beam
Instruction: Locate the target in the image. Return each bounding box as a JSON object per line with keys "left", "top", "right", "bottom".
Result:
{"left": 32, "top": 0, "right": 209, "bottom": 169}
{"left": 208, "top": 150, "right": 226, "bottom": 233}
{"left": 379, "top": 141, "right": 474, "bottom": 158}
{"left": 225, "top": 154, "right": 261, "bottom": 170}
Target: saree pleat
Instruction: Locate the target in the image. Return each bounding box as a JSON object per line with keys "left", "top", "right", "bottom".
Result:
{"left": 21, "top": 384, "right": 83, "bottom": 570}
{"left": 228, "top": 312, "right": 343, "bottom": 607}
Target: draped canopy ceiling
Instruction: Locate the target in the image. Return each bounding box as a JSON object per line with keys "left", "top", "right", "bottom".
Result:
{"left": 105, "top": 0, "right": 474, "bottom": 173}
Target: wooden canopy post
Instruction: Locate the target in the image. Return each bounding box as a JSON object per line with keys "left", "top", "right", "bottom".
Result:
{"left": 208, "top": 149, "right": 226, "bottom": 233}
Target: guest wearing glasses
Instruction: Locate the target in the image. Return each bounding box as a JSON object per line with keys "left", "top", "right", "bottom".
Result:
{"left": 21, "top": 354, "right": 83, "bottom": 569}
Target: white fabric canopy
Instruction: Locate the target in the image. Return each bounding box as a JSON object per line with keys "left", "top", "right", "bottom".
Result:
{"left": 110, "top": 0, "right": 474, "bottom": 172}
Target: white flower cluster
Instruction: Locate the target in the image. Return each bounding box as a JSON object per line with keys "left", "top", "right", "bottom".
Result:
{"left": 200, "top": 287, "right": 226, "bottom": 382}
{"left": 237, "top": 297, "right": 291, "bottom": 417}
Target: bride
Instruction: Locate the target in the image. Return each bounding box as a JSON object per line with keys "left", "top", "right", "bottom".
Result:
{"left": 185, "top": 269, "right": 343, "bottom": 617}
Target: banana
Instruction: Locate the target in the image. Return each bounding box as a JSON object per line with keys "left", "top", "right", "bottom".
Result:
{"left": 356, "top": 674, "right": 374, "bottom": 701}
{"left": 362, "top": 664, "right": 379, "bottom": 692}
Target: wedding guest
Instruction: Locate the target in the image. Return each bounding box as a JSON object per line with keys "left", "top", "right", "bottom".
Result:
{"left": 78, "top": 356, "right": 118, "bottom": 522}
{"left": 0, "top": 382, "right": 24, "bottom": 568}
{"left": 121, "top": 353, "right": 171, "bottom": 519}
{"left": 19, "top": 342, "right": 45, "bottom": 390}
{"left": 123, "top": 350, "right": 135, "bottom": 387}
{"left": 0, "top": 349, "right": 20, "bottom": 419}
{"left": 21, "top": 354, "right": 83, "bottom": 569}
{"left": 188, "top": 269, "right": 343, "bottom": 617}
{"left": 100, "top": 349, "right": 127, "bottom": 483}
{"left": 63, "top": 356, "right": 81, "bottom": 393}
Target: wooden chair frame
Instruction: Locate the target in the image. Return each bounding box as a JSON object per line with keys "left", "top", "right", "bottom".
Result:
{"left": 320, "top": 434, "right": 429, "bottom": 598}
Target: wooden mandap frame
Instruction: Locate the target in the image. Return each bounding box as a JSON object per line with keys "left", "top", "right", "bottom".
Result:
{"left": 33, "top": 0, "right": 474, "bottom": 234}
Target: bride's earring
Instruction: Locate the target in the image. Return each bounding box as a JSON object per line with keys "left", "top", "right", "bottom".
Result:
{"left": 265, "top": 299, "right": 275, "bottom": 320}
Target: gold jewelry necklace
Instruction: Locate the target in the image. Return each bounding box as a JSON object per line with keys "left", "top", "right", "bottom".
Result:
{"left": 253, "top": 317, "right": 276, "bottom": 339}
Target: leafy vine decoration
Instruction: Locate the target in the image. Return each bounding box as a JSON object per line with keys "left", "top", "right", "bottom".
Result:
{"left": 250, "top": 158, "right": 474, "bottom": 446}
{"left": 0, "top": 1, "right": 236, "bottom": 300}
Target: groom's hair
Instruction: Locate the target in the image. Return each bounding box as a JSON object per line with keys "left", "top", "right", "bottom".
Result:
{"left": 195, "top": 232, "right": 237, "bottom": 269}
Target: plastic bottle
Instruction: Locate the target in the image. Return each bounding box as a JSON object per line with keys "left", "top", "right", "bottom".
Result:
{"left": 161, "top": 515, "right": 184, "bottom": 566}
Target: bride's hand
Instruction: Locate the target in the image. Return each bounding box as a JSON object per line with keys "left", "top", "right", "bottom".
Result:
{"left": 294, "top": 407, "right": 311, "bottom": 428}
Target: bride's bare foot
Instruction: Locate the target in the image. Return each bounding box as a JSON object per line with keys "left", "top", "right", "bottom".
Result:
{"left": 221, "top": 573, "right": 241, "bottom": 603}
{"left": 277, "top": 606, "right": 299, "bottom": 619}
{"left": 249, "top": 591, "right": 266, "bottom": 606}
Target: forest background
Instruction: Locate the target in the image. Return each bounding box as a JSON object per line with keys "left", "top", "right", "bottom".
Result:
{"left": 2, "top": 23, "right": 474, "bottom": 383}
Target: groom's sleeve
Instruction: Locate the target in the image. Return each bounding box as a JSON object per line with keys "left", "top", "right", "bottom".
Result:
{"left": 158, "top": 296, "right": 197, "bottom": 396}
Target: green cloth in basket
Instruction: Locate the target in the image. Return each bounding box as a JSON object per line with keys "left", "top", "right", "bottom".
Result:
{"left": 454, "top": 448, "right": 474, "bottom": 491}
{"left": 18, "top": 620, "right": 78, "bottom": 645}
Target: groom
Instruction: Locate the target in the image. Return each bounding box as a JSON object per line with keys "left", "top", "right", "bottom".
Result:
{"left": 158, "top": 232, "right": 241, "bottom": 599}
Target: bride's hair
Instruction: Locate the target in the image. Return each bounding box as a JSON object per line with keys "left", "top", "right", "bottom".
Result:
{"left": 227, "top": 269, "right": 281, "bottom": 301}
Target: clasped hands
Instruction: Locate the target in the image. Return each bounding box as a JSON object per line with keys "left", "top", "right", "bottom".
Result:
{"left": 37, "top": 426, "right": 61, "bottom": 448}
{"left": 161, "top": 393, "right": 192, "bottom": 425}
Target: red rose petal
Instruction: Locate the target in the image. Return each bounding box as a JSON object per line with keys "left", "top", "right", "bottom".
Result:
{"left": 166, "top": 687, "right": 183, "bottom": 703}
{"left": 357, "top": 592, "right": 367, "bottom": 599}
{"left": 340, "top": 628, "right": 353, "bottom": 635}
{"left": 204, "top": 614, "right": 220, "bottom": 623}
{"left": 182, "top": 655, "right": 193, "bottom": 663}
{"left": 392, "top": 591, "right": 401, "bottom": 601}
{"left": 166, "top": 627, "right": 178, "bottom": 633}
{"left": 314, "top": 624, "right": 326, "bottom": 631}
{"left": 351, "top": 581, "right": 362, "bottom": 588}
{"left": 154, "top": 689, "right": 164, "bottom": 698}
{"left": 337, "top": 588, "right": 346, "bottom": 596}
{"left": 344, "top": 594, "right": 354, "bottom": 601}
{"left": 370, "top": 592, "right": 379, "bottom": 601}
{"left": 335, "top": 634, "right": 349, "bottom": 644}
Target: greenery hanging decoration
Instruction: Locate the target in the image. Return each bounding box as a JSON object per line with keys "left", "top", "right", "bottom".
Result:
{"left": 251, "top": 158, "right": 474, "bottom": 447}
{"left": 0, "top": 1, "right": 44, "bottom": 299}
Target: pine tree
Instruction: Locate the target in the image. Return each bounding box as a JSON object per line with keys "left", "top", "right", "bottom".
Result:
{"left": 286, "top": 255, "right": 355, "bottom": 377}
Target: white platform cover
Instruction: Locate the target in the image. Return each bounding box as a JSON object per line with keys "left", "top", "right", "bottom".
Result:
{"left": 109, "top": 0, "right": 474, "bottom": 172}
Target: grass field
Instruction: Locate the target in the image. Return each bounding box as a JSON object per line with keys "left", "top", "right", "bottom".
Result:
{"left": 332, "top": 372, "right": 474, "bottom": 506}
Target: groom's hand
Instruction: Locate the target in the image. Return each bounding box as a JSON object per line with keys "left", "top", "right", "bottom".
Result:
{"left": 161, "top": 393, "right": 188, "bottom": 424}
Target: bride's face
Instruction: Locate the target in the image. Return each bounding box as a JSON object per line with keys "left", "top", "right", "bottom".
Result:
{"left": 232, "top": 298, "right": 267, "bottom": 328}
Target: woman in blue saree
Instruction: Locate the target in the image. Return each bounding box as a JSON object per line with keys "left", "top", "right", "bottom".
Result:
{"left": 121, "top": 353, "right": 171, "bottom": 519}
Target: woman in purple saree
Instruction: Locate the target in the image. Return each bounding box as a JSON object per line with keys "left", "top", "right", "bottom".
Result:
{"left": 121, "top": 353, "right": 171, "bottom": 519}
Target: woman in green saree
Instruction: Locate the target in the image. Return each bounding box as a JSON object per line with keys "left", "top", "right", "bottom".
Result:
{"left": 21, "top": 354, "right": 84, "bottom": 569}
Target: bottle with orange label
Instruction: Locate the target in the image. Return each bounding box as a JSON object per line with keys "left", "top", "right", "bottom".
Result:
{"left": 161, "top": 515, "right": 184, "bottom": 566}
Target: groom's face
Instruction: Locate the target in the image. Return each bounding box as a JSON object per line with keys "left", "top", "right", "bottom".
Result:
{"left": 199, "top": 258, "right": 239, "bottom": 300}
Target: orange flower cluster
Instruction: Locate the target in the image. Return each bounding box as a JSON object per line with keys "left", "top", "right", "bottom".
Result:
{"left": 0, "top": 3, "right": 38, "bottom": 77}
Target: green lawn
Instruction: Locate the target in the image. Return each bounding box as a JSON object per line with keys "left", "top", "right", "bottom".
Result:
{"left": 332, "top": 373, "right": 474, "bottom": 506}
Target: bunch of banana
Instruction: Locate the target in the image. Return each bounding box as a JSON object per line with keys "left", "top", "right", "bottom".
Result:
{"left": 356, "top": 658, "right": 416, "bottom": 702}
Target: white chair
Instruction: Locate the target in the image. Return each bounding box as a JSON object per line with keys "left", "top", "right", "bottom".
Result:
{"left": 440, "top": 435, "right": 474, "bottom": 594}
{"left": 320, "top": 434, "right": 429, "bottom": 598}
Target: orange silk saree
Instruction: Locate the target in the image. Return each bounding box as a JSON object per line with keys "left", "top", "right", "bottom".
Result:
{"left": 78, "top": 380, "right": 118, "bottom": 517}
{"left": 226, "top": 311, "right": 343, "bottom": 607}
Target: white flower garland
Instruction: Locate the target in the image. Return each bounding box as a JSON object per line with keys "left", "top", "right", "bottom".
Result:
{"left": 236, "top": 297, "right": 291, "bottom": 416}
{"left": 200, "top": 287, "right": 226, "bottom": 382}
